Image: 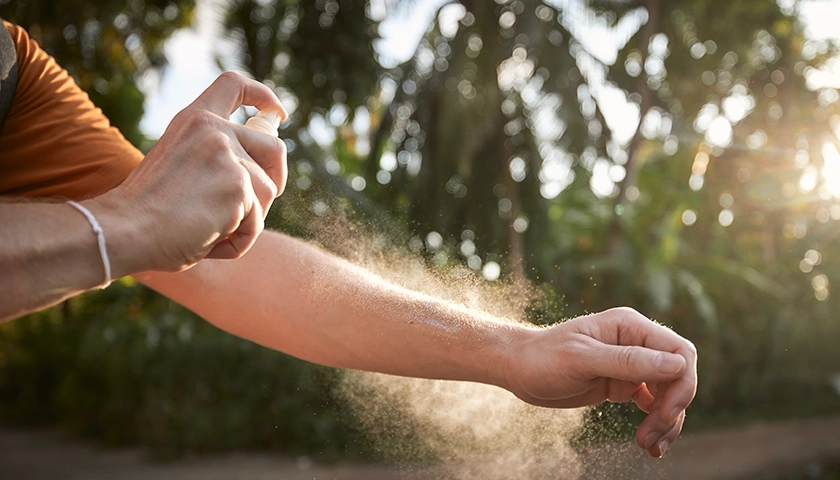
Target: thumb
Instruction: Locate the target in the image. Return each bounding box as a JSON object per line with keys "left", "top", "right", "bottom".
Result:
{"left": 590, "top": 345, "right": 686, "bottom": 383}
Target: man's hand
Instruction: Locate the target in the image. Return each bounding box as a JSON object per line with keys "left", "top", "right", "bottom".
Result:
{"left": 504, "top": 307, "right": 698, "bottom": 458}
{"left": 88, "top": 72, "right": 288, "bottom": 275}
{"left": 136, "top": 233, "right": 697, "bottom": 459}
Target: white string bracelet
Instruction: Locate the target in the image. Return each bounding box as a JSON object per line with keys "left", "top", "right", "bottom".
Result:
{"left": 68, "top": 200, "right": 112, "bottom": 289}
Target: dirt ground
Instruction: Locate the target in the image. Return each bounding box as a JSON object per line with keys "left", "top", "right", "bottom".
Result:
{"left": 1, "top": 416, "right": 840, "bottom": 480}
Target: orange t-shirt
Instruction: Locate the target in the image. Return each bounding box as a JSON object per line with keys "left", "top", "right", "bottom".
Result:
{"left": 0, "top": 21, "right": 142, "bottom": 200}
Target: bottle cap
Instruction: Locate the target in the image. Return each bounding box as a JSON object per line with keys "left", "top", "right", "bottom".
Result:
{"left": 245, "top": 110, "right": 283, "bottom": 135}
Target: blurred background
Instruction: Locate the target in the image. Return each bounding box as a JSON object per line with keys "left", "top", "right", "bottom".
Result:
{"left": 1, "top": 0, "right": 840, "bottom": 478}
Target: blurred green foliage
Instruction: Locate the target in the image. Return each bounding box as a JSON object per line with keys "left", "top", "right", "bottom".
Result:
{"left": 247, "top": 0, "right": 840, "bottom": 422}
{"left": 2, "top": 0, "right": 840, "bottom": 462}
{"left": 0, "top": 0, "right": 195, "bottom": 147}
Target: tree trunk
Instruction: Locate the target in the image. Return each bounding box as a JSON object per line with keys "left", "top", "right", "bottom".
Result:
{"left": 609, "top": 0, "right": 662, "bottom": 256}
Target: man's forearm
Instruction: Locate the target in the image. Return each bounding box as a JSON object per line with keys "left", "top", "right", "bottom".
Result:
{"left": 136, "top": 231, "right": 529, "bottom": 388}
{"left": 0, "top": 199, "right": 143, "bottom": 322}
{"left": 137, "top": 230, "right": 698, "bottom": 458}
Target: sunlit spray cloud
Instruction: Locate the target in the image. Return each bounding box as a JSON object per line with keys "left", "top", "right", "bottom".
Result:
{"left": 336, "top": 373, "right": 585, "bottom": 480}
{"left": 294, "top": 210, "right": 588, "bottom": 479}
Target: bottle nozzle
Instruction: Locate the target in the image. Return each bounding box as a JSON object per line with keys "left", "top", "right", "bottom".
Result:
{"left": 245, "top": 110, "right": 283, "bottom": 135}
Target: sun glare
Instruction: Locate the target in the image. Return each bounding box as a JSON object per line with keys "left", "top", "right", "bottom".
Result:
{"left": 821, "top": 142, "right": 840, "bottom": 197}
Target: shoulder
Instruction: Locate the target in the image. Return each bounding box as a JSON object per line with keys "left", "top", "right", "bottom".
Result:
{"left": 0, "top": 20, "right": 143, "bottom": 200}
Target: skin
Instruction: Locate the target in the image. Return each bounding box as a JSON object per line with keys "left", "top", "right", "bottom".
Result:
{"left": 0, "top": 72, "right": 697, "bottom": 458}
{"left": 0, "top": 72, "right": 287, "bottom": 317}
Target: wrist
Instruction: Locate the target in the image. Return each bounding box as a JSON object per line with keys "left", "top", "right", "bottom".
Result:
{"left": 81, "top": 192, "right": 154, "bottom": 279}
{"left": 494, "top": 322, "right": 537, "bottom": 393}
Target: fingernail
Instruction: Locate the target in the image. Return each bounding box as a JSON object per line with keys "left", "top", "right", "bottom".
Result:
{"left": 644, "top": 432, "right": 659, "bottom": 450}
{"left": 655, "top": 353, "right": 684, "bottom": 375}
{"left": 263, "top": 110, "right": 284, "bottom": 128}
{"left": 657, "top": 439, "right": 670, "bottom": 457}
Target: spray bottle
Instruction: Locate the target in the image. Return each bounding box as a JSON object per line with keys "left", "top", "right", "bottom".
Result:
{"left": 245, "top": 110, "right": 283, "bottom": 135}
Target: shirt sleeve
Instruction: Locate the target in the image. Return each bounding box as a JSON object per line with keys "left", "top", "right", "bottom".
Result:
{"left": 0, "top": 21, "right": 143, "bottom": 200}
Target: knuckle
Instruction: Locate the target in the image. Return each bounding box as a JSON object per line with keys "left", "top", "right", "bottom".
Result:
{"left": 181, "top": 109, "right": 221, "bottom": 132}
{"left": 274, "top": 137, "right": 288, "bottom": 156}
{"left": 564, "top": 336, "right": 589, "bottom": 358}
{"left": 265, "top": 178, "right": 279, "bottom": 198}
{"left": 635, "top": 430, "right": 648, "bottom": 449}
{"left": 193, "top": 109, "right": 221, "bottom": 129}
{"left": 216, "top": 167, "right": 249, "bottom": 202}
{"left": 231, "top": 171, "right": 251, "bottom": 199}
{"left": 217, "top": 71, "right": 244, "bottom": 86}
{"left": 610, "top": 306, "right": 643, "bottom": 321}
{"left": 222, "top": 210, "right": 242, "bottom": 232}
{"left": 171, "top": 108, "right": 193, "bottom": 126}
{"left": 204, "top": 131, "right": 232, "bottom": 153}
{"left": 215, "top": 72, "right": 247, "bottom": 100}
{"left": 615, "top": 346, "right": 635, "bottom": 369}
{"left": 684, "top": 339, "right": 698, "bottom": 357}
{"left": 257, "top": 138, "right": 286, "bottom": 168}
{"left": 605, "top": 307, "right": 649, "bottom": 333}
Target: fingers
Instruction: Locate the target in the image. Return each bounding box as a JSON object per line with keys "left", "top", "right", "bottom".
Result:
{"left": 193, "top": 73, "right": 289, "bottom": 195}
{"left": 635, "top": 409, "right": 685, "bottom": 458}
{"left": 190, "top": 74, "right": 288, "bottom": 261}
{"left": 207, "top": 202, "right": 264, "bottom": 259}
{"left": 231, "top": 123, "right": 288, "bottom": 195}
{"left": 630, "top": 383, "right": 655, "bottom": 413}
{"left": 603, "top": 380, "right": 655, "bottom": 413}
{"left": 605, "top": 308, "right": 699, "bottom": 425}
{"left": 204, "top": 157, "right": 273, "bottom": 260}
{"left": 606, "top": 307, "right": 691, "bottom": 356}
{"left": 589, "top": 343, "right": 687, "bottom": 385}
{"left": 657, "top": 344, "right": 698, "bottom": 425}
{"left": 517, "top": 380, "right": 654, "bottom": 411}
{"left": 192, "top": 72, "right": 288, "bottom": 119}
{"left": 129, "top": 73, "right": 288, "bottom": 271}
{"left": 652, "top": 412, "right": 684, "bottom": 457}
{"left": 238, "top": 156, "right": 278, "bottom": 214}
{"left": 186, "top": 72, "right": 288, "bottom": 195}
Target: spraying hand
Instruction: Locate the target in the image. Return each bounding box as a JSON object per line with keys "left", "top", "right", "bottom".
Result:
{"left": 503, "top": 307, "right": 697, "bottom": 458}
{"left": 84, "top": 72, "right": 288, "bottom": 276}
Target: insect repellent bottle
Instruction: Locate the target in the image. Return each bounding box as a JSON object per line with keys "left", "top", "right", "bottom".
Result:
{"left": 245, "top": 110, "right": 283, "bottom": 135}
